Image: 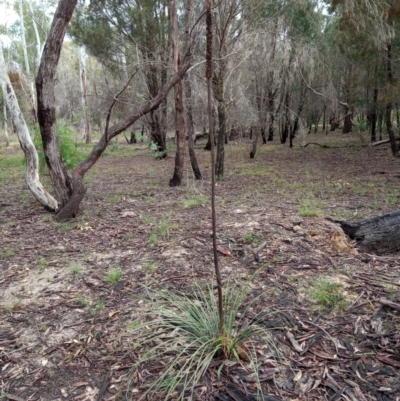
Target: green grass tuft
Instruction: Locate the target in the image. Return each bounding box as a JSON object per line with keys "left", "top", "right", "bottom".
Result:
{"left": 106, "top": 268, "right": 121, "bottom": 284}
{"left": 124, "top": 275, "right": 280, "bottom": 400}
{"left": 307, "top": 278, "right": 346, "bottom": 311}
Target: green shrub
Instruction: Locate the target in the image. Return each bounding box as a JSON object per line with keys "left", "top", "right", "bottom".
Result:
{"left": 33, "top": 123, "right": 87, "bottom": 171}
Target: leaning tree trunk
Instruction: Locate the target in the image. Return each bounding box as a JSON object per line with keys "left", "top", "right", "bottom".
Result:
{"left": 169, "top": 0, "right": 186, "bottom": 187}
{"left": 0, "top": 44, "right": 58, "bottom": 211}
{"left": 328, "top": 211, "right": 400, "bottom": 254}
{"left": 184, "top": 75, "right": 202, "bottom": 179}
{"left": 36, "top": 0, "right": 77, "bottom": 207}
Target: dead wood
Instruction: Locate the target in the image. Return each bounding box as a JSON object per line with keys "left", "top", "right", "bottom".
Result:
{"left": 327, "top": 210, "right": 400, "bottom": 254}
{"left": 377, "top": 298, "right": 400, "bottom": 311}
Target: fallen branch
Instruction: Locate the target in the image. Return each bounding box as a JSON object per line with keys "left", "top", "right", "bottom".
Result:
{"left": 253, "top": 241, "right": 267, "bottom": 262}
{"left": 377, "top": 298, "right": 400, "bottom": 312}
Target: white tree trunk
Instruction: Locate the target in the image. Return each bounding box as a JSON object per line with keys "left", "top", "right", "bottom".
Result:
{"left": 2, "top": 85, "right": 9, "bottom": 146}
{"left": 27, "top": 0, "right": 42, "bottom": 67}
{"left": 0, "top": 43, "right": 58, "bottom": 211}
{"left": 78, "top": 46, "right": 91, "bottom": 143}
{"left": 19, "top": 0, "right": 36, "bottom": 125}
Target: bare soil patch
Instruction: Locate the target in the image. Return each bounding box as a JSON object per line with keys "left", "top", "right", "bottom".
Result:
{"left": 1, "top": 133, "right": 400, "bottom": 400}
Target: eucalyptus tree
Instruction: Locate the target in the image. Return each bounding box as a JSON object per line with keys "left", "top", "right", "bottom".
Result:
{"left": 31, "top": 0, "right": 205, "bottom": 219}
{"left": 0, "top": 42, "right": 58, "bottom": 210}
{"left": 326, "top": 0, "right": 399, "bottom": 154}
{"left": 210, "top": 0, "right": 264, "bottom": 178}
{"left": 71, "top": 0, "right": 171, "bottom": 156}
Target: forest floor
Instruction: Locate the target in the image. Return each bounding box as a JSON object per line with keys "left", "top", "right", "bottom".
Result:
{"left": 1, "top": 131, "right": 400, "bottom": 401}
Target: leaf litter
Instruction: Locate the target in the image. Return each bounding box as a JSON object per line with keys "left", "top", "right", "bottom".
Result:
{"left": 0, "top": 133, "right": 400, "bottom": 400}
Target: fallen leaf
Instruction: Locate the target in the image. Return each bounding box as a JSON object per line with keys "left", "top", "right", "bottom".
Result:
{"left": 108, "top": 311, "right": 119, "bottom": 318}
{"left": 121, "top": 211, "right": 137, "bottom": 218}
{"left": 216, "top": 246, "right": 232, "bottom": 257}
{"left": 72, "top": 382, "right": 89, "bottom": 388}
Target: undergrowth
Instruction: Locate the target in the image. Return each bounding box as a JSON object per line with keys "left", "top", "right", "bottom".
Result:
{"left": 124, "top": 276, "right": 280, "bottom": 400}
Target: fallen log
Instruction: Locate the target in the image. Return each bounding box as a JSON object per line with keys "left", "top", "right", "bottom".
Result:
{"left": 327, "top": 210, "right": 400, "bottom": 254}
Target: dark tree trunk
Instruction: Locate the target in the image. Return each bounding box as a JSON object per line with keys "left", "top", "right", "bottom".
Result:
{"left": 130, "top": 130, "right": 137, "bottom": 144}
{"left": 281, "top": 92, "right": 289, "bottom": 145}
{"left": 370, "top": 86, "right": 378, "bottom": 142}
{"left": 261, "top": 127, "right": 266, "bottom": 144}
{"left": 169, "top": 78, "right": 185, "bottom": 186}
{"left": 169, "top": 0, "right": 185, "bottom": 187}
{"left": 330, "top": 115, "right": 339, "bottom": 131}
{"left": 36, "top": 0, "right": 77, "bottom": 208}
{"left": 215, "top": 100, "right": 226, "bottom": 179}
{"left": 378, "top": 110, "right": 383, "bottom": 140}
{"left": 214, "top": 64, "right": 226, "bottom": 180}
{"left": 342, "top": 106, "right": 352, "bottom": 134}
{"left": 385, "top": 43, "right": 398, "bottom": 156}
{"left": 250, "top": 126, "right": 260, "bottom": 158}
{"left": 322, "top": 105, "right": 326, "bottom": 132}
{"left": 268, "top": 119, "right": 274, "bottom": 141}
{"left": 184, "top": 75, "right": 202, "bottom": 179}
{"left": 291, "top": 89, "right": 306, "bottom": 139}
{"left": 149, "top": 110, "right": 166, "bottom": 157}
{"left": 204, "top": 109, "right": 215, "bottom": 150}
{"left": 328, "top": 211, "right": 400, "bottom": 254}
{"left": 396, "top": 102, "right": 400, "bottom": 128}
{"left": 268, "top": 91, "right": 276, "bottom": 141}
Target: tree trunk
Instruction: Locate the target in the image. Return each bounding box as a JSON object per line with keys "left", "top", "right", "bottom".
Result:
{"left": 169, "top": 0, "right": 185, "bottom": 187}
{"left": 184, "top": 75, "right": 202, "bottom": 179}
{"left": 328, "top": 211, "right": 400, "bottom": 254}
{"left": 342, "top": 106, "right": 352, "bottom": 134}
{"left": 378, "top": 110, "right": 383, "bottom": 140}
{"left": 281, "top": 92, "right": 290, "bottom": 144}
{"left": 250, "top": 126, "right": 260, "bottom": 159}
{"left": 322, "top": 105, "right": 326, "bottom": 132}
{"left": 149, "top": 110, "right": 166, "bottom": 157}
{"left": 385, "top": 43, "right": 398, "bottom": 156}
{"left": 0, "top": 44, "right": 58, "bottom": 211}
{"left": 27, "top": 0, "right": 42, "bottom": 68}
{"left": 79, "top": 46, "right": 91, "bottom": 144}
{"left": 54, "top": 8, "right": 204, "bottom": 220}
{"left": 369, "top": 84, "right": 378, "bottom": 142}
{"left": 19, "top": 0, "right": 36, "bottom": 124}
{"left": 216, "top": 100, "right": 226, "bottom": 179}
{"left": 129, "top": 130, "right": 137, "bottom": 144}
{"left": 268, "top": 100, "right": 275, "bottom": 142}
{"left": 36, "top": 0, "right": 77, "bottom": 207}
{"left": 2, "top": 86, "right": 9, "bottom": 147}
{"left": 291, "top": 88, "right": 306, "bottom": 140}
